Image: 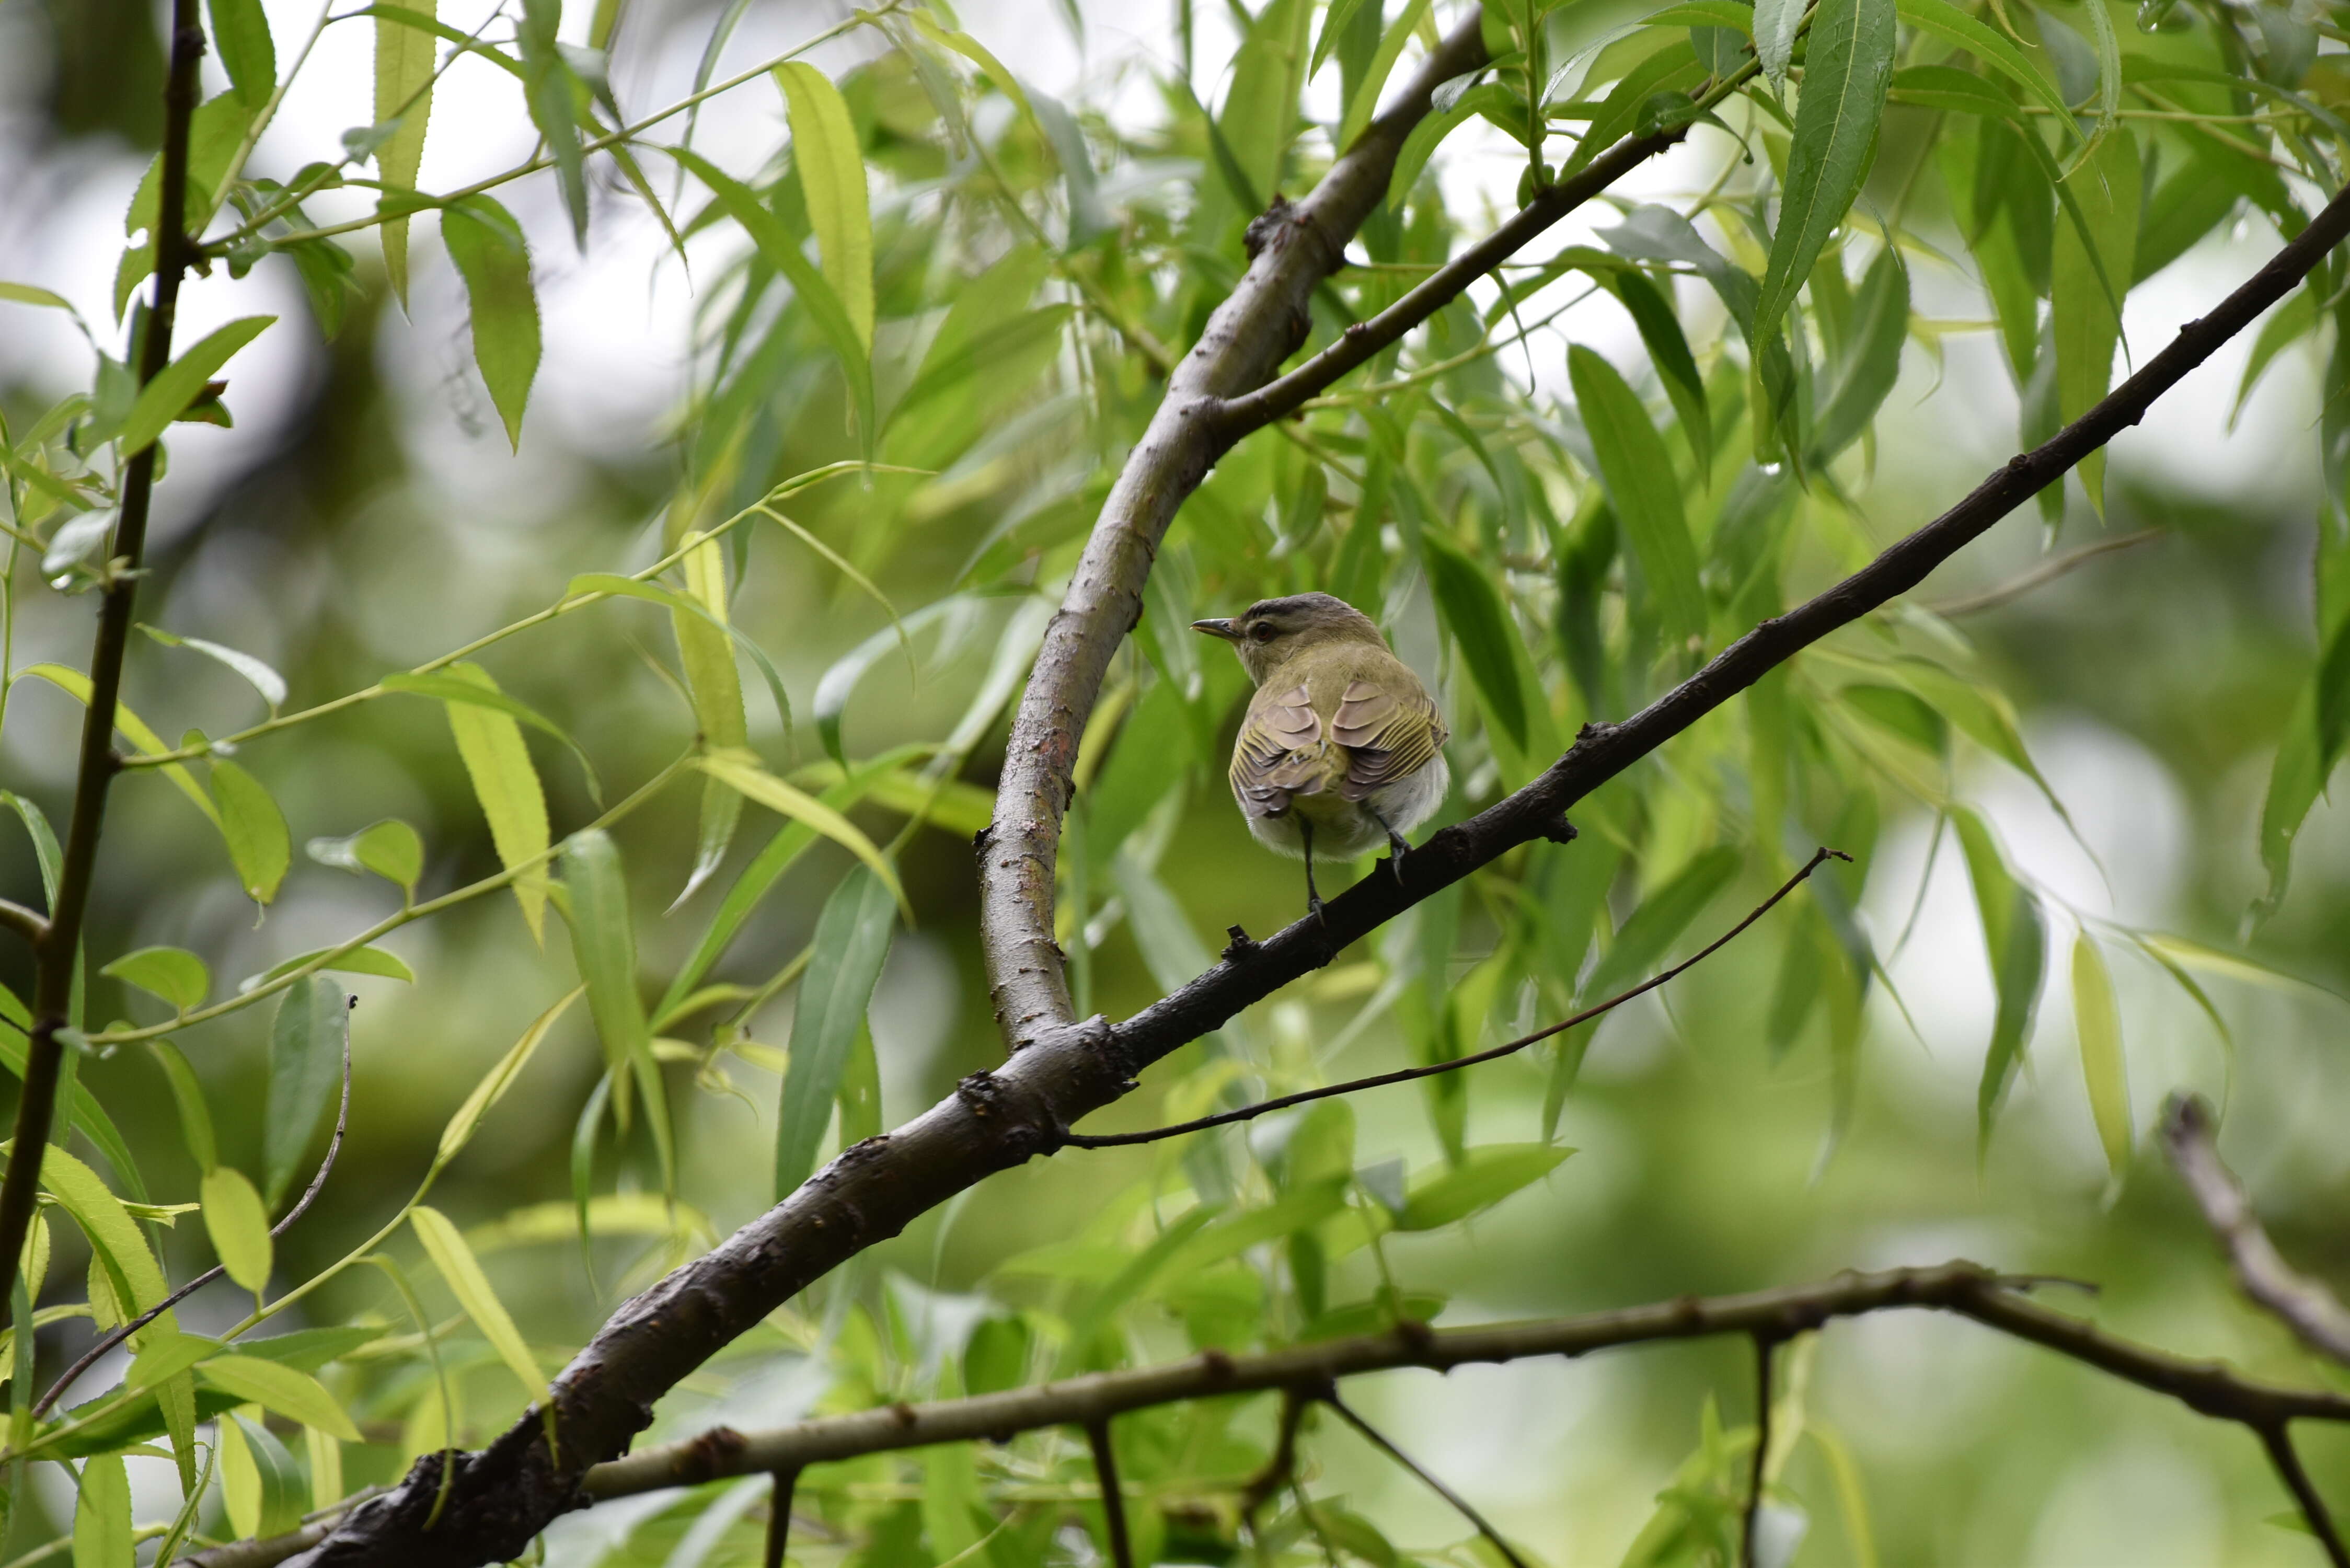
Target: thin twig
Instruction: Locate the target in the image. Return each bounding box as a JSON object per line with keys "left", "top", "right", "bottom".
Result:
{"left": 2257, "top": 1423, "right": 2350, "bottom": 1568}
{"left": 1743, "top": 1335, "right": 1777, "bottom": 1568}
{"left": 1322, "top": 1394, "right": 1528, "bottom": 1568}
{"left": 1239, "top": 1385, "right": 1314, "bottom": 1529}
{"left": 0, "top": 901, "right": 43, "bottom": 944}
{"left": 1064, "top": 849, "right": 1845, "bottom": 1148}
{"left": 762, "top": 1468, "right": 799, "bottom": 1568}
{"left": 2160, "top": 1093, "right": 2350, "bottom": 1366}
{"left": 1084, "top": 1420, "right": 1135, "bottom": 1568}
{"left": 1925, "top": 529, "right": 2161, "bottom": 616}
{"left": 34, "top": 999, "right": 354, "bottom": 1417}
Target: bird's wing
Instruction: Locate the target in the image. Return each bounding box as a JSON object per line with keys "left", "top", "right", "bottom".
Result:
{"left": 1229, "top": 683, "right": 1327, "bottom": 819}
{"left": 1331, "top": 678, "right": 1446, "bottom": 801}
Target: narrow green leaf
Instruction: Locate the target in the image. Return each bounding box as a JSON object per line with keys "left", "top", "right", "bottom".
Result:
{"left": 207, "top": 0, "right": 277, "bottom": 106}
{"left": 2051, "top": 129, "right": 2140, "bottom": 513}
{"left": 775, "top": 61, "right": 873, "bottom": 353}
{"left": 41, "top": 1145, "right": 168, "bottom": 1319}
{"left": 2070, "top": 932, "right": 2129, "bottom": 1177}
{"left": 1, "top": 790, "right": 60, "bottom": 908}
{"left": 1810, "top": 247, "right": 1909, "bottom": 463}
{"left": 440, "top": 988, "right": 581, "bottom": 1161}
{"left": 149, "top": 1041, "right": 218, "bottom": 1172}
{"left": 563, "top": 573, "right": 791, "bottom": 740}
{"left": 201, "top": 1166, "right": 274, "bottom": 1294}
{"left": 211, "top": 759, "right": 291, "bottom": 904}
{"left": 0, "top": 282, "right": 76, "bottom": 312}
{"left": 1894, "top": 0, "right": 2071, "bottom": 118}
{"left": 1311, "top": 0, "right": 1373, "bottom": 80}
{"left": 670, "top": 534, "right": 746, "bottom": 907}
{"left": 125, "top": 1328, "right": 224, "bottom": 1390}
{"left": 2138, "top": 932, "right": 2347, "bottom": 1007}
{"left": 561, "top": 829, "right": 660, "bottom": 1164}
{"left": 264, "top": 975, "right": 347, "bottom": 1209}
{"left": 1956, "top": 811, "right": 2046, "bottom": 1151}
{"left": 306, "top": 817, "right": 424, "bottom": 895}
{"left": 1584, "top": 846, "right": 1743, "bottom": 999}
{"left": 1609, "top": 269, "right": 1712, "bottom": 471}
{"left": 2232, "top": 290, "right": 2317, "bottom": 425}
{"left": 1420, "top": 529, "right": 1527, "bottom": 750}
{"left": 119, "top": 317, "right": 275, "bottom": 456}
{"left": 373, "top": 0, "right": 437, "bottom": 305}
{"left": 245, "top": 944, "right": 414, "bottom": 990}
{"left": 2253, "top": 682, "right": 2320, "bottom": 923}
{"left": 700, "top": 751, "right": 906, "bottom": 914}
{"left": 1341, "top": 0, "right": 1436, "bottom": 151}
{"left": 441, "top": 194, "right": 540, "bottom": 449}
{"left": 440, "top": 662, "right": 549, "bottom": 941}
{"left": 198, "top": 1356, "right": 362, "bottom": 1442}
{"left": 383, "top": 670, "right": 597, "bottom": 802}
{"left": 100, "top": 946, "right": 208, "bottom": 1012}
{"left": 1401, "top": 1144, "right": 1574, "bottom": 1230}
{"left": 74, "top": 1450, "right": 132, "bottom": 1568}
{"left": 139, "top": 626, "right": 287, "bottom": 710}
{"left": 775, "top": 867, "right": 896, "bottom": 1198}
{"left": 1171, "top": 1182, "right": 1347, "bottom": 1273}
{"left": 516, "top": 0, "right": 589, "bottom": 245}
{"left": 1569, "top": 344, "right": 1707, "bottom": 645}
{"left": 9, "top": 664, "right": 216, "bottom": 825}
{"left": 411, "top": 1205, "right": 543, "bottom": 1400}
{"left": 1755, "top": 0, "right": 1802, "bottom": 82}
{"left": 1752, "top": 0, "right": 1895, "bottom": 350}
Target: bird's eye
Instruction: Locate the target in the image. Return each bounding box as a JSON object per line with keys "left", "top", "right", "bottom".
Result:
{"left": 1249, "top": 622, "right": 1277, "bottom": 643}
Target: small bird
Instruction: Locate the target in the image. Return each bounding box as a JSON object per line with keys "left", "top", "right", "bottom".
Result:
{"left": 1193, "top": 592, "right": 1449, "bottom": 921}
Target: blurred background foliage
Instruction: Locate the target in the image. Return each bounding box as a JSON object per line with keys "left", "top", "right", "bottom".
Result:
{"left": 2, "top": 0, "right": 2350, "bottom": 1561}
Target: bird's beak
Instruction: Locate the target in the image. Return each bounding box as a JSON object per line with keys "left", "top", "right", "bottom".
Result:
{"left": 1191, "top": 618, "right": 1238, "bottom": 641}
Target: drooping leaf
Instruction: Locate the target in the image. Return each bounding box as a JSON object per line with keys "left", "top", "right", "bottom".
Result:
{"left": 9, "top": 663, "right": 216, "bottom": 825}
{"left": 207, "top": 0, "right": 276, "bottom": 106}
{"left": 699, "top": 751, "right": 905, "bottom": 913}
{"left": 100, "top": 946, "right": 208, "bottom": 1012}
{"left": 1339, "top": 0, "right": 1435, "bottom": 151}
{"left": 381, "top": 672, "right": 597, "bottom": 800}
{"left": 200, "top": 1166, "right": 274, "bottom": 1294}
{"left": 263, "top": 975, "right": 347, "bottom": 1209}
{"left": 2071, "top": 932, "right": 2130, "bottom": 1177}
{"left": 774, "top": 867, "right": 896, "bottom": 1198}
{"left": 1398, "top": 1144, "right": 1575, "bottom": 1230}
{"left": 1420, "top": 529, "right": 1527, "bottom": 751}
{"left": 1752, "top": 0, "right": 1896, "bottom": 351}
{"left": 2253, "top": 681, "right": 2321, "bottom": 924}
{"left": 441, "top": 194, "right": 541, "bottom": 449}
{"left": 137, "top": 626, "right": 287, "bottom": 711}
{"left": 1894, "top": 0, "right": 2071, "bottom": 118}
{"left": 73, "top": 1450, "right": 133, "bottom": 1568}
{"left": 210, "top": 759, "right": 291, "bottom": 904}
{"left": 150, "top": 1041, "right": 218, "bottom": 1172}
{"left": 439, "top": 662, "right": 550, "bottom": 940}
{"left": 411, "top": 1205, "right": 544, "bottom": 1400}
{"left": 119, "top": 317, "right": 276, "bottom": 456}
{"left": 1608, "top": 269, "right": 1712, "bottom": 470}
{"left": 1955, "top": 810, "right": 2046, "bottom": 1152}
{"left": 244, "top": 944, "right": 415, "bottom": 990}
{"left": 515, "top": 0, "right": 589, "bottom": 246}
{"left": 2051, "top": 129, "right": 2141, "bottom": 513}
{"left": 669, "top": 535, "right": 747, "bottom": 906}
{"left": 561, "top": 829, "right": 665, "bottom": 1183}
{"left": 1810, "top": 247, "right": 1909, "bottom": 463}
{"left": 775, "top": 61, "right": 873, "bottom": 353}
{"left": 1584, "top": 846, "right": 1743, "bottom": 999}
{"left": 1755, "top": 0, "right": 1803, "bottom": 83}
{"left": 1570, "top": 344, "right": 1707, "bottom": 646}
{"left": 439, "top": 987, "right": 581, "bottom": 1162}
{"left": 373, "top": 0, "right": 437, "bottom": 304}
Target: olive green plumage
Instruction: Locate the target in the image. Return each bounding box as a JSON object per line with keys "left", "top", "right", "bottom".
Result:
{"left": 1193, "top": 592, "right": 1449, "bottom": 916}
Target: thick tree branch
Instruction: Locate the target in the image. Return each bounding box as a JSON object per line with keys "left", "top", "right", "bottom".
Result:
{"left": 1065, "top": 848, "right": 1842, "bottom": 1148}
{"left": 0, "top": 0, "right": 204, "bottom": 1317}
{"left": 2161, "top": 1092, "right": 2350, "bottom": 1366}
{"left": 208, "top": 1261, "right": 2350, "bottom": 1568}
{"left": 275, "top": 174, "right": 2350, "bottom": 1568}
{"left": 978, "top": 12, "right": 1495, "bottom": 1051}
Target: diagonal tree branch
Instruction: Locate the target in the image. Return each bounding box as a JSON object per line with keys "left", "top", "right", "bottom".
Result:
{"left": 273, "top": 109, "right": 2350, "bottom": 1568}
{"left": 1322, "top": 1393, "right": 1530, "bottom": 1568}
{"left": 208, "top": 1261, "right": 2350, "bottom": 1567}
{"left": 2161, "top": 1092, "right": 2350, "bottom": 1366}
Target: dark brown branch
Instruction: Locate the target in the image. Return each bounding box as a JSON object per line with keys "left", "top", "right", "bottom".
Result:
{"left": 199, "top": 1261, "right": 2350, "bottom": 1568}
{"left": 1239, "top": 1384, "right": 1315, "bottom": 1528}
{"left": 1742, "top": 1335, "right": 1778, "bottom": 1568}
{"left": 761, "top": 1468, "right": 798, "bottom": 1568}
{"left": 0, "top": 0, "right": 205, "bottom": 1318}
{"left": 2257, "top": 1423, "right": 2350, "bottom": 1568}
{"left": 2161, "top": 1092, "right": 2350, "bottom": 1366}
{"left": 1065, "top": 848, "right": 1844, "bottom": 1148}
{"left": 977, "top": 13, "right": 1495, "bottom": 1052}
{"left": 37, "top": 998, "right": 353, "bottom": 1417}
{"left": 1322, "top": 1394, "right": 1529, "bottom": 1568}
{"left": 1084, "top": 1419, "right": 1135, "bottom": 1568}
{"left": 273, "top": 178, "right": 2350, "bottom": 1568}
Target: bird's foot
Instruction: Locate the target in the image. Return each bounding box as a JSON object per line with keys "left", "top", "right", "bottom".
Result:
{"left": 1307, "top": 893, "right": 1328, "bottom": 928}
{"left": 1385, "top": 832, "right": 1411, "bottom": 884}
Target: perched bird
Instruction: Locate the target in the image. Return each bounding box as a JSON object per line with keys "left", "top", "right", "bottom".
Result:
{"left": 1193, "top": 592, "right": 1449, "bottom": 920}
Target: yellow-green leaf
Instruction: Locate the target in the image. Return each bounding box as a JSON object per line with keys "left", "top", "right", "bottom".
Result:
{"left": 411, "top": 1204, "right": 544, "bottom": 1401}
{"left": 439, "top": 987, "right": 581, "bottom": 1161}
{"left": 199, "top": 1356, "right": 362, "bottom": 1442}
{"left": 375, "top": 0, "right": 437, "bottom": 305}
{"left": 441, "top": 661, "right": 549, "bottom": 940}
{"left": 2071, "top": 933, "right": 2130, "bottom": 1177}
{"left": 699, "top": 751, "right": 906, "bottom": 914}
{"left": 560, "top": 829, "right": 666, "bottom": 1180}
{"left": 100, "top": 946, "right": 208, "bottom": 1012}
{"left": 11, "top": 663, "right": 217, "bottom": 824}
{"left": 211, "top": 758, "right": 290, "bottom": 903}
{"left": 73, "top": 1451, "right": 132, "bottom": 1568}
{"left": 41, "top": 1145, "right": 168, "bottom": 1321}
{"left": 774, "top": 61, "right": 873, "bottom": 353}
{"left": 2051, "top": 130, "right": 2141, "bottom": 513}
{"left": 674, "top": 533, "right": 746, "bottom": 906}
{"left": 201, "top": 1166, "right": 274, "bottom": 1293}
{"left": 442, "top": 194, "right": 540, "bottom": 449}
{"left": 306, "top": 817, "right": 424, "bottom": 895}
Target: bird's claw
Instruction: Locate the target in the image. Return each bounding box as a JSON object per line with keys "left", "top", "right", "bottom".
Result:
{"left": 1308, "top": 894, "right": 1328, "bottom": 928}
{"left": 1385, "top": 833, "right": 1410, "bottom": 884}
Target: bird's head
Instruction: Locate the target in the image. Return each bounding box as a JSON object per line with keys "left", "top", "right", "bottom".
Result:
{"left": 1193, "top": 592, "right": 1389, "bottom": 684}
